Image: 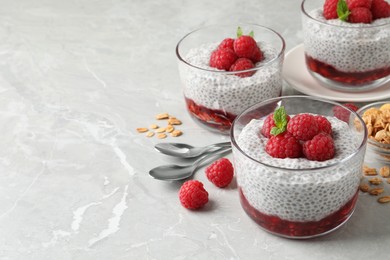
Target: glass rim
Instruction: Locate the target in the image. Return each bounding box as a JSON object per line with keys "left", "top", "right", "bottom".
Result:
{"left": 357, "top": 100, "right": 390, "bottom": 149}
{"left": 301, "top": 0, "right": 390, "bottom": 29}
{"left": 175, "top": 23, "right": 286, "bottom": 74}
{"left": 230, "top": 95, "right": 368, "bottom": 172}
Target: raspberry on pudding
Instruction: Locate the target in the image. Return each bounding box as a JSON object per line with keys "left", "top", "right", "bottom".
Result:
{"left": 176, "top": 25, "right": 285, "bottom": 134}
{"left": 231, "top": 97, "right": 367, "bottom": 239}
{"left": 302, "top": 0, "right": 390, "bottom": 91}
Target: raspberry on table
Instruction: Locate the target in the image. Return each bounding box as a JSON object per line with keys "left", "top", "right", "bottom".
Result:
{"left": 314, "top": 115, "right": 333, "bottom": 135}
{"left": 287, "top": 113, "right": 319, "bottom": 141}
{"left": 209, "top": 48, "right": 238, "bottom": 71}
{"left": 233, "top": 35, "right": 258, "bottom": 59}
{"left": 303, "top": 133, "right": 335, "bottom": 161}
{"left": 205, "top": 158, "right": 234, "bottom": 188}
{"left": 218, "top": 38, "right": 235, "bottom": 51}
{"left": 347, "top": 0, "right": 372, "bottom": 9}
{"left": 261, "top": 113, "right": 291, "bottom": 138}
{"left": 179, "top": 180, "right": 209, "bottom": 209}
{"left": 333, "top": 103, "right": 359, "bottom": 122}
{"left": 229, "top": 58, "right": 255, "bottom": 77}
{"left": 265, "top": 132, "right": 302, "bottom": 159}
{"left": 323, "top": 0, "right": 339, "bottom": 19}
{"left": 348, "top": 7, "right": 373, "bottom": 23}
{"left": 371, "top": 0, "right": 390, "bottom": 19}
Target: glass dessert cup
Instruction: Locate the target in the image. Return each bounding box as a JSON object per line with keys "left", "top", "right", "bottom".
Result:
{"left": 176, "top": 24, "right": 285, "bottom": 135}
{"left": 231, "top": 96, "right": 367, "bottom": 239}
{"left": 357, "top": 101, "right": 390, "bottom": 164}
{"left": 301, "top": 0, "right": 390, "bottom": 92}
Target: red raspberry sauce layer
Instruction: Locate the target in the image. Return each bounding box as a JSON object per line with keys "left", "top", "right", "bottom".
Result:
{"left": 239, "top": 187, "right": 359, "bottom": 238}
{"left": 305, "top": 55, "right": 390, "bottom": 85}
{"left": 185, "top": 97, "right": 236, "bottom": 132}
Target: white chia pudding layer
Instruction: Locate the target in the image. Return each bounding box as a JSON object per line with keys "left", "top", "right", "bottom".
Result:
{"left": 303, "top": 8, "right": 390, "bottom": 72}
{"left": 180, "top": 42, "right": 282, "bottom": 116}
{"left": 234, "top": 116, "right": 364, "bottom": 222}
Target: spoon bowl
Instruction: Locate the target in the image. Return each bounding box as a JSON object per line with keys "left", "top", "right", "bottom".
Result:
{"left": 154, "top": 141, "right": 231, "bottom": 159}
{"left": 149, "top": 147, "right": 232, "bottom": 181}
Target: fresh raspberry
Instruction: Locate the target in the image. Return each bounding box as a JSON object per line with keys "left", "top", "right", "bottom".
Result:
{"left": 303, "top": 133, "right": 335, "bottom": 161}
{"left": 314, "top": 115, "right": 333, "bottom": 135}
{"left": 333, "top": 103, "right": 359, "bottom": 122}
{"left": 348, "top": 7, "right": 373, "bottom": 23}
{"left": 323, "top": 0, "right": 339, "bottom": 19}
{"left": 265, "top": 132, "right": 302, "bottom": 159}
{"left": 179, "top": 180, "right": 209, "bottom": 209}
{"left": 229, "top": 58, "right": 255, "bottom": 77}
{"left": 261, "top": 113, "right": 291, "bottom": 138}
{"left": 347, "top": 0, "right": 372, "bottom": 9}
{"left": 287, "top": 114, "right": 319, "bottom": 141}
{"left": 371, "top": 0, "right": 390, "bottom": 19}
{"left": 233, "top": 35, "right": 258, "bottom": 59}
{"left": 218, "top": 38, "right": 235, "bottom": 51}
{"left": 251, "top": 46, "right": 264, "bottom": 63}
{"left": 205, "top": 158, "right": 234, "bottom": 188}
{"left": 209, "top": 48, "right": 238, "bottom": 71}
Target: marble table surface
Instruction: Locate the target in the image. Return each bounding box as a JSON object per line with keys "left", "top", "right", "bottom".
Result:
{"left": 0, "top": 0, "right": 389, "bottom": 259}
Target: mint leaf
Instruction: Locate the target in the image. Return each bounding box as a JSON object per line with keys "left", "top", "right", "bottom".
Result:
{"left": 249, "top": 31, "right": 254, "bottom": 38}
{"left": 337, "top": 0, "right": 351, "bottom": 21}
{"left": 270, "top": 106, "right": 288, "bottom": 136}
{"left": 237, "top": 27, "right": 243, "bottom": 38}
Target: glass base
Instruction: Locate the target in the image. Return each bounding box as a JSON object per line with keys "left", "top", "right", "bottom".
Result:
{"left": 185, "top": 97, "right": 235, "bottom": 135}
{"left": 305, "top": 55, "right": 390, "bottom": 92}
{"left": 309, "top": 70, "right": 390, "bottom": 93}
{"left": 239, "top": 188, "right": 359, "bottom": 239}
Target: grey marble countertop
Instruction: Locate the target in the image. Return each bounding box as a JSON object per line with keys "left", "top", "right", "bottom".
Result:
{"left": 0, "top": 0, "right": 389, "bottom": 259}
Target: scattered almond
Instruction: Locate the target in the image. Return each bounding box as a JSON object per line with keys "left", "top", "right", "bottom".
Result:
{"left": 155, "top": 113, "right": 169, "bottom": 120}
{"left": 377, "top": 196, "right": 390, "bottom": 204}
{"left": 363, "top": 165, "right": 377, "bottom": 176}
{"left": 359, "top": 183, "right": 370, "bottom": 192}
{"left": 137, "top": 113, "right": 183, "bottom": 139}
{"left": 168, "top": 118, "right": 182, "bottom": 125}
{"left": 166, "top": 125, "right": 174, "bottom": 133}
{"left": 170, "top": 130, "right": 183, "bottom": 137}
{"left": 146, "top": 132, "right": 155, "bottom": 137}
{"left": 380, "top": 166, "right": 390, "bottom": 178}
{"left": 157, "top": 133, "right": 167, "bottom": 139}
{"left": 368, "top": 177, "right": 383, "bottom": 185}
{"left": 136, "top": 127, "right": 148, "bottom": 133}
{"left": 156, "top": 127, "right": 166, "bottom": 133}
{"left": 369, "top": 188, "right": 384, "bottom": 196}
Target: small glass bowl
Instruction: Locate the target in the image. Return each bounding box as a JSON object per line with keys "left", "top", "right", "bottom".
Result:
{"left": 176, "top": 24, "right": 285, "bottom": 134}
{"left": 357, "top": 101, "right": 390, "bottom": 164}
{"left": 301, "top": 0, "right": 390, "bottom": 92}
{"left": 231, "top": 96, "right": 367, "bottom": 239}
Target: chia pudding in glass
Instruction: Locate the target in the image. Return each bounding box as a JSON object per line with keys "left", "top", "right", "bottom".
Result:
{"left": 301, "top": 0, "right": 390, "bottom": 91}
{"left": 176, "top": 24, "right": 285, "bottom": 134}
{"left": 231, "top": 96, "right": 367, "bottom": 239}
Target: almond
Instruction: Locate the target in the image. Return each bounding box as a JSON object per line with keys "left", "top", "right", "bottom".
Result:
{"left": 359, "top": 183, "right": 370, "bottom": 192}
{"left": 146, "top": 132, "right": 155, "bottom": 137}
{"left": 380, "top": 166, "right": 390, "bottom": 178}
{"left": 368, "top": 177, "right": 382, "bottom": 185}
{"left": 155, "top": 113, "right": 169, "bottom": 120}
{"left": 170, "top": 130, "right": 182, "bottom": 137}
{"left": 136, "top": 127, "right": 148, "bottom": 133}
{"left": 369, "top": 188, "right": 384, "bottom": 196}
{"left": 378, "top": 196, "right": 390, "bottom": 204}
{"left": 157, "top": 133, "right": 167, "bottom": 139}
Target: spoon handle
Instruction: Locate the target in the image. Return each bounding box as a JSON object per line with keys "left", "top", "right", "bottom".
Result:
{"left": 192, "top": 146, "right": 232, "bottom": 170}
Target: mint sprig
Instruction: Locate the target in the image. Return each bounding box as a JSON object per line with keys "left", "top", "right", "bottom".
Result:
{"left": 337, "top": 0, "right": 351, "bottom": 21}
{"left": 270, "top": 106, "right": 288, "bottom": 136}
{"left": 236, "top": 27, "right": 255, "bottom": 38}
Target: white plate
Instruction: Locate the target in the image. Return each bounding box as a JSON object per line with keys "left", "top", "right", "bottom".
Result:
{"left": 282, "top": 44, "right": 390, "bottom": 102}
